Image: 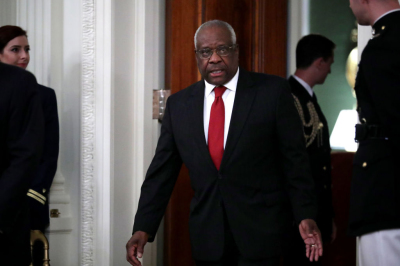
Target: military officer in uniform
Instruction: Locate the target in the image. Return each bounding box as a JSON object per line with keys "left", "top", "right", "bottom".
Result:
{"left": 348, "top": 0, "right": 400, "bottom": 265}
{"left": 284, "top": 34, "right": 336, "bottom": 265}
{"left": 0, "top": 62, "right": 44, "bottom": 265}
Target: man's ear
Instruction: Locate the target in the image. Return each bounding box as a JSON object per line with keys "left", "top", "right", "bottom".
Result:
{"left": 312, "top": 57, "right": 324, "bottom": 70}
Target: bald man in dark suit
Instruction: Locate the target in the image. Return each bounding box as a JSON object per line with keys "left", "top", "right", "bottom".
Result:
{"left": 126, "top": 20, "right": 324, "bottom": 266}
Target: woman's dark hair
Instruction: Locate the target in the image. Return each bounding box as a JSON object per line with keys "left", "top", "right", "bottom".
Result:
{"left": 0, "top": 25, "right": 27, "bottom": 53}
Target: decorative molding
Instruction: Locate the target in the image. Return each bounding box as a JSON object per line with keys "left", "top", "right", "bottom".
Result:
{"left": 81, "top": 0, "right": 96, "bottom": 265}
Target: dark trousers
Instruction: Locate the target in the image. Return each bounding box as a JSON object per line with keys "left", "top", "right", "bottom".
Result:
{"left": 196, "top": 257, "right": 280, "bottom": 266}
{"left": 0, "top": 230, "right": 30, "bottom": 266}
{"left": 32, "top": 239, "right": 45, "bottom": 266}
{"left": 195, "top": 206, "right": 280, "bottom": 266}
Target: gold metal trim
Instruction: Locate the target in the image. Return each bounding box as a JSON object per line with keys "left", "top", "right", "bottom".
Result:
{"left": 28, "top": 189, "right": 46, "bottom": 201}
{"left": 292, "top": 94, "right": 321, "bottom": 147}
{"left": 30, "top": 230, "right": 50, "bottom": 266}
{"left": 27, "top": 193, "right": 45, "bottom": 205}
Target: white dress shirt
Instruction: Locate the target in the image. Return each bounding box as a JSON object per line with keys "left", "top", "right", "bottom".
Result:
{"left": 204, "top": 68, "right": 239, "bottom": 148}
{"left": 293, "top": 75, "right": 313, "bottom": 97}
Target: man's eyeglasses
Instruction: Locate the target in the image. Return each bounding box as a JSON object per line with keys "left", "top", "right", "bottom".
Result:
{"left": 195, "top": 45, "right": 237, "bottom": 60}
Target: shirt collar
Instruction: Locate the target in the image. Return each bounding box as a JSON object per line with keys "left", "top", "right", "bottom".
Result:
{"left": 293, "top": 75, "right": 313, "bottom": 97}
{"left": 374, "top": 9, "right": 400, "bottom": 25}
{"left": 205, "top": 67, "right": 239, "bottom": 97}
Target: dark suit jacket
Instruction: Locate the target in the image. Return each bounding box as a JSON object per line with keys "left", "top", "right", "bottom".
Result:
{"left": 349, "top": 11, "right": 400, "bottom": 236}
{"left": 28, "top": 85, "right": 59, "bottom": 231}
{"left": 0, "top": 63, "right": 44, "bottom": 262}
{"left": 133, "top": 69, "right": 317, "bottom": 261}
{"left": 289, "top": 77, "right": 333, "bottom": 241}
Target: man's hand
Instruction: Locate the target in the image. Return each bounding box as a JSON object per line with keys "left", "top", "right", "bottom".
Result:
{"left": 299, "top": 219, "right": 323, "bottom": 262}
{"left": 126, "top": 231, "right": 149, "bottom": 266}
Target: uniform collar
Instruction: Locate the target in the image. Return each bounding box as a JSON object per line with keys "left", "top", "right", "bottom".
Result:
{"left": 372, "top": 9, "right": 400, "bottom": 37}
{"left": 293, "top": 75, "right": 313, "bottom": 97}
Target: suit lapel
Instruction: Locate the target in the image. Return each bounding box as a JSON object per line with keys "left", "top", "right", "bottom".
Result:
{"left": 188, "top": 81, "right": 216, "bottom": 169}
{"left": 221, "top": 69, "right": 257, "bottom": 168}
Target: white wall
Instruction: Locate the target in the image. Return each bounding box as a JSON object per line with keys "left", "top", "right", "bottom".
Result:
{"left": 113, "top": 0, "right": 137, "bottom": 263}
{"left": 0, "top": 1, "right": 16, "bottom": 27}
{"left": 59, "top": 0, "right": 81, "bottom": 264}
{"left": 113, "top": 0, "right": 165, "bottom": 264}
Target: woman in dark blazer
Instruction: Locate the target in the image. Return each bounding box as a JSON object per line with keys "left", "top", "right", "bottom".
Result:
{"left": 0, "top": 25, "right": 60, "bottom": 233}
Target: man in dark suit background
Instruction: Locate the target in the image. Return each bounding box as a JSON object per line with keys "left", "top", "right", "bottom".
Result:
{"left": 126, "top": 20, "right": 323, "bottom": 266}
{"left": 284, "top": 34, "right": 336, "bottom": 266}
{"left": 0, "top": 62, "right": 44, "bottom": 265}
{"left": 348, "top": 0, "right": 400, "bottom": 265}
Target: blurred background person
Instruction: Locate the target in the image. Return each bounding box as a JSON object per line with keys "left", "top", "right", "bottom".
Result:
{"left": 348, "top": 0, "right": 400, "bottom": 265}
{"left": 284, "top": 34, "right": 336, "bottom": 266}
{"left": 0, "top": 25, "right": 60, "bottom": 265}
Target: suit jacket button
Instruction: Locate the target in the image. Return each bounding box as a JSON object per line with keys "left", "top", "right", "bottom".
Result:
{"left": 324, "top": 185, "right": 327, "bottom": 189}
{"left": 218, "top": 174, "right": 223, "bottom": 179}
{"left": 362, "top": 162, "right": 367, "bottom": 168}
{"left": 323, "top": 166, "right": 327, "bottom": 171}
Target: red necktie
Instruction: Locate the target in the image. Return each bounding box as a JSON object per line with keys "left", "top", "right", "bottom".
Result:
{"left": 208, "top": 86, "right": 227, "bottom": 170}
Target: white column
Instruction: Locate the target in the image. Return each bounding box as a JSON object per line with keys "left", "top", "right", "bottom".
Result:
{"left": 288, "top": 0, "right": 310, "bottom": 76}
{"left": 94, "top": 0, "right": 113, "bottom": 264}
{"left": 131, "top": 0, "right": 165, "bottom": 264}
{"left": 81, "top": 0, "right": 165, "bottom": 264}
{"left": 112, "top": 0, "right": 165, "bottom": 264}
{"left": 16, "top": 0, "right": 51, "bottom": 85}
{"left": 13, "top": 1, "right": 76, "bottom": 265}
{"left": 0, "top": 1, "right": 16, "bottom": 26}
